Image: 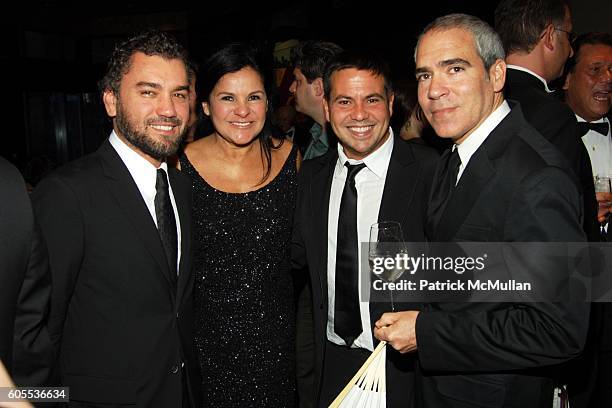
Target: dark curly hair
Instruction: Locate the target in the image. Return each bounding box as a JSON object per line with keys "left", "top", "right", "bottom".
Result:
{"left": 98, "top": 29, "right": 191, "bottom": 95}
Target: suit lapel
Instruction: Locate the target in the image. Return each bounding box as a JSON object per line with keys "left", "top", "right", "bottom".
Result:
{"left": 371, "top": 139, "right": 419, "bottom": 335}
{"left": 378, "top": 139, "right": 418, "bottom": 228}
{"left": 432, "top": 107, "right": 523, "bottom": 241}
{"left": 426, "top": 149, "right": 451, "bottom": 239}
{"left": 435, "top": 149, "right": 495, "bottom": 241}
{"left": 310, "top": 152, "right": 337, "bottom": 308}
{"left": 98, "top": 141, "right": 177, "bottom": 299}
{"left": 170, "top": 168, "right": 191, "bottom": 306}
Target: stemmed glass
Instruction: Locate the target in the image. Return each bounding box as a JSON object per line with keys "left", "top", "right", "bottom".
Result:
{"left": 368, "top": 221, "right": 408, "bottom": 311}
{"left": 594, "top": 176, "right": 612, "bottom": 235}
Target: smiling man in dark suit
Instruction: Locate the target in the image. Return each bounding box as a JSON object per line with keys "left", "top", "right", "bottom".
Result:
{"left": 374, "top": 14, "right": 588, "bottom": 408}
{"left": 32, "top": 31, "right": 200, "bottom": 407}
{"left": 292, "top": 51, "right": 437, "bottom": 407}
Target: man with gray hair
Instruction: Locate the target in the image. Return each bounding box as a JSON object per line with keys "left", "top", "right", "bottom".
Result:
{"left": 374, "top": 14, "right": 588, "bottom": 408}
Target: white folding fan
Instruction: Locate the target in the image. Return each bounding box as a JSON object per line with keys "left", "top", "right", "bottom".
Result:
{"left": 329, "top": 341, "right": 387, "bottom": 408}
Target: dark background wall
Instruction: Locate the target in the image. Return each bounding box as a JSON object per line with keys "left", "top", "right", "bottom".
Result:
{"left": 2, "top": 0, "right": 609, "bottom": 182}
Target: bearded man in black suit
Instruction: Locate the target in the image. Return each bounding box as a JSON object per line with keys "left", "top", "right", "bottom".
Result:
{"left": 32, "top": 31, "right": 201, "bottom": 407}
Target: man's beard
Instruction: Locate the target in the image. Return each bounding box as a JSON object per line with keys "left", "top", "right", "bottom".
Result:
{"left": 115, "top": 100, "right": 185, "bottom": 161}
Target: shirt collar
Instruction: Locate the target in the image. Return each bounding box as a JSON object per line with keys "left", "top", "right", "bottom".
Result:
{"left": 456, "top": 101, "right": 511, "bottom": 167}
{"left": 574, "top": 114, "right": 608, "bottom": 124}
{"left": 336, "top": 127, "right": 394, "bottom": 179}
{"left": 310, "top": 122, "right": 328, "bottom": 144}
{"left": 109, "top": 130, "right": 168, "bottom": 190}
{"left": 507, "top": 65, "right": 553, "bottom": 93}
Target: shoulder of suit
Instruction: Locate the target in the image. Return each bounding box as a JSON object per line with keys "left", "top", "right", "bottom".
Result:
{"left": 168, "top": 165, "right": 192, "bottom": 190}
{"left": 0, "top": 157, "right": 26, "bottom": 189}
{"left": 397, "top": 138, "right": 440, "bottom": 161}
{"left": 299, "top": 148, "right": 336, "bottom": 172}
{"left": 34, "top": 149, "right": 108, "bottom": 198}
{"left": 0, "top": 157, "right": 31, "bottom": 220}
{"left": 510, "top": 122, "right": 574, "bottom": 175}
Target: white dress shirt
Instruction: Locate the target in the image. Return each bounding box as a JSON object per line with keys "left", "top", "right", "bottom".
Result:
{"left": 109, "top": 131, "right": 182, "bottom": 272}
{"left": 327, "top": 129, "right": 394, "bottom": 351}
{"left": 455, "top": 101, "right": 511, "bottom": 183}
{"left": 577, "top": 115, "right": 612, "bottom": 177}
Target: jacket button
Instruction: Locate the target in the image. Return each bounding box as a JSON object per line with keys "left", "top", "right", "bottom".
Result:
{"left": 170, "top": 365, "right": 179, "bottom": 374}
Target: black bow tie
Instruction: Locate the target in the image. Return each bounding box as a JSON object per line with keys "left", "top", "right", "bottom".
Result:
{"left": 578, "top": 121, "right": 609, "bottom": 137}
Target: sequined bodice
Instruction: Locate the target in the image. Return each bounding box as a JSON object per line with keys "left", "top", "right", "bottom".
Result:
{"left": 179, "top": 145, "right": 297, "bottom": 407}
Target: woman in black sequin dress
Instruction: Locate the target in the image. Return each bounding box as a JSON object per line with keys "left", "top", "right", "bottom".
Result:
{"left": 179, "top": 43, "right": 298, "bottom": 407}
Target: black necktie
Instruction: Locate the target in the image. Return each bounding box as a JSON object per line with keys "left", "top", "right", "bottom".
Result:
{"left": 439, "top": 147, "right": 461, "bottom": 205}
{"left": 447, "top": 148, "right": 462, "bottom": 191}
{"left": 429, "top": 147, "right": 461, "bottom": 232}
{"left": 578, "top": 121, "right": 609, "bottom": 137}
{"left": 335, "top": 161, "right": 366, "bottom": 347}
{"left": 155, "top": 168, "right": 178, "bottom": 278}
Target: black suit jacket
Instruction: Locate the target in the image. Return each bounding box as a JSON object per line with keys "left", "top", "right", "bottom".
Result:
{"left": 292, "top": 137, "right": 438, "bottom": 406}
{"left": 504, "top": 68, "right": 599, "bottom": 242}
{"left": 0, "top": 157, "right": 54, "bottom": 387}
{"left": 416, "top": 105, "right": 589, "bottom": 408}
{"left": 32, "top": 140, "right": 201, "bottom": 407}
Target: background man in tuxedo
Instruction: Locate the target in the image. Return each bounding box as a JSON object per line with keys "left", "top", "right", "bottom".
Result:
{"left": 32, "top": 31, "right": 201, "bottom": 407}
{"left": 563, "top": 31, "right": 612, "bottom": 408}
{"left": 495, "top": 0, "right": 600, "bottom": 242}
{"left": 0, "top": 157, "right": 54, "bottom": 388}
{"left": 374, "top": 14, "right": 588, "bottom": 408}
{"left": 292, "top": 51, "right": 437, "bottom": 407}
{"left": 564, "top": 32, "right": 612, "bottom": 226}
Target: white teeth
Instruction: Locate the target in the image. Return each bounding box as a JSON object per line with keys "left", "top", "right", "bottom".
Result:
{"left": 349, "top": 126, "right": 373, "bottom": 132}
{"left": 231, "top": 122, "right": 252, "bottom": 128}
{"left": 150, "top": 125, "right": 173, "bottom": 131}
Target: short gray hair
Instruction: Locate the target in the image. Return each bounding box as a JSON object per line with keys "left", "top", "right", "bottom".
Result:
{"left": 415, "top": 13, "right": 505, "bottom": 72}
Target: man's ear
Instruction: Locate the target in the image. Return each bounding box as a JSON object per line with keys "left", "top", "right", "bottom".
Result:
{"left": 313, "top": 77, "right": 324, "bottom": 97}
{"left": 542, "top": 24, "right": 556, "bottom": 52}
{"left": 489, "top": 59, "right": 507, "bottom": 93}
{"left": 388, "top": 92, "right": 395, "bottom": 118}
{"left": 102, "top": 90, "right": 118, "bottom": 117}
{"left": 563, "top": 72, "right": 572, "bottom": 91}
{"left": 323, "top": 98, "right": 331, "bottom": 122}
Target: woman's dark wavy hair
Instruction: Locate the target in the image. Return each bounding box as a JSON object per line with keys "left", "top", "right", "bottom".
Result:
{"left": 198, "top": 42, "right": 282, "bottom": 184}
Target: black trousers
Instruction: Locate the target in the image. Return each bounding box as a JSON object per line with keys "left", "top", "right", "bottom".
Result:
{"left": 319, "top": 341, "right": 370, "bottom": 408}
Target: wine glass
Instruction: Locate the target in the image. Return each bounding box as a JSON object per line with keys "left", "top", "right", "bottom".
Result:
{"left": 594, "top": 176, "right": 612, "bottom": 235}
{"left": 594, "top": 176, "right": 611, "bottom": 194}
{"left": 369, "top": 221, "right": 408, "bottom": 311}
